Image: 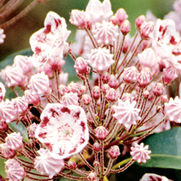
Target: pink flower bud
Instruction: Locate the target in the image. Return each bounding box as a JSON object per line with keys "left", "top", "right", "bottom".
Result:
{"left": 0, "top": 82, "right": 6, "bottom": 102}
{"left": 153, "top": 83, "right": 164, "bottom": 96}
{"left": 88, "top": 47, "right": 114, "bottom": 72}
{"left": 5, "top": 132, "right": 23, "bottom": 151}
{"left": 93, "top": 142, "right": 101, "bottom": 152}
{"left": 108, "top": 145, "right": 120, "bottom": 159}
{"left": 28, "top": 72, "right": 50, "bottom": 95}
{"left": 92, "top": 86, "right": 100, "bottom": 99}
{"left": 135, "top": 15, "right": 145, "bottom": 29}
{"left": 140, "top": 21, "right": 154, "bottom": 39}
{"left": 137, "top": 70, "right": 152, "bottom": 87}
{"left": 0, "top": 143, "right": 16, "bottom": 159}
{"left": 123, "top": 66, "right": 139, "bottom": 84}
{"left": 95, "top": 126, "right": 109, "bottom": 140}
{"left": 101, "top": 72, "right": 110, "bottom": 83}
{"left": 82, "top": 94, "right": 91, "bottom": 105}
{"left": 70, "top": 10, "right": 91, "bottom": 29}
{"left": 67, "top": 160, "right": 77, "bottom": 170}
{"left": 108, "top": 75, "right": 119, "bottom": 89}
{"left": 74, "top": 57, "right": 90, "bottom": 74}
{"left": 121, "top": 20, "right": 131, "bottom": 35}
{"left": 101, "top": 84, "right": 109, "bottom": 94}
{"left": 143, "top": 90, "right": 149, "bottom": 98}
{"left": 112, "top": 8, "right": 128, "bottom": 25}
{"left": 87, "top": 172, "right": 98, "bottom": 181}
{"left": 163, "top": 67, "right": 177, "bottom": 84}
{"left": 106, "top": 88, "right": 117, "bottom": 102}
{"left": 130, "top": 143, "right": 151, "bottom": 163}
{"left": 161, "top": 95, "right": 168, "bottom": 103}
{"left": 5, "top": 159, "right": 25, "bottom": 181}
{"left": 27, "top": 123, "right": 38, "bottom": 138}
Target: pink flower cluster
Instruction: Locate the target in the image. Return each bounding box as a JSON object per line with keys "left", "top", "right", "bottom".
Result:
{"left": 0, "top": 0, "right": 179, "bottom": 180}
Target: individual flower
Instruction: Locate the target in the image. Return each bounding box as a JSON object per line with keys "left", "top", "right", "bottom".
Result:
{"left": 130, "top": 143, "right": 151, "bottom": 163}
{"left": 5, "top": 132, "right": 23, "bottom": 151}
{"left": 5, "top": 159, "right": 25, "bottom": 181}
{"left": 112, "top": 99, "right": 141, "bottom": 129}
{"left": 13, "top": 96, "right": 28, "bottom": 114}
{"left": 164, "top": 96, "right": 181, "bottom": 123}
{"left": 28, "top": 72, "right": 50, "bottom": 95}
{"left": 34, "top": 148, "right": 64, "bottom": 178}
{"left": 35, "top": 103, "right": 89, "bottom": 157}
{"left": 30, "top": 11, "right": 71, "bottom": 64}
{"left": 88, "top": 47, "right": 114, "bottom": 72}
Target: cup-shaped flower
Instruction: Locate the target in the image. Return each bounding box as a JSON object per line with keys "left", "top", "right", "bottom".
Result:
{"left": 34, "top": 148, "right": 64, "bottom": 178}
{"left": 35, "top": 103, "right": 89, "bottom": 157}
{"left": 112, "top": 99, "right": 141, "bottom": 130}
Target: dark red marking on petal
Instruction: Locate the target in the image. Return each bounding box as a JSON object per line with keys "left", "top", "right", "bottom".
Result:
{"left": 73, "top": 111, "right": 80, "bottom": 119}
{"left": 41, "top": 117, "right": 49, "bottom": 128}
{"left": 69, "top": 147, "right": 76, "bottom": 154}
{"left": 170, "top": 36, "right": 177, "bottom": 45}
{"left": 50, "top": 108, "right": 59, "bottom": 117}
{"left": 61, "top": 107, "right": 70, "bottom": 114}
{"left": 44, "top": 143, "right": 52, "bottom": 151}
{"left": 80, "top": 121, "right": 85, "bottom": 132}
{"left": 80, "top": 138, "right": 85, "bottom": 144}
{"left": 44, "top": 24, "right": 51, "bottom": 34}
{"left": 38, "top": 132, "right": 47, "bottom": 138}
{"left": 54, "top": 18, "right": 59, "bottom": 28}
{"left": 35, "top": 47, "right": 41, "bottom": 55}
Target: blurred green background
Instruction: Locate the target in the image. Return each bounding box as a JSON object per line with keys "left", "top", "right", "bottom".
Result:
{"left": 0, "top": 0, "right": 174, "bottom": 60}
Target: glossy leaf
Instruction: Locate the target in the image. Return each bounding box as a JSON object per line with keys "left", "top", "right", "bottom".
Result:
{"left": 142, "top": 127, "right": 181, "bottom": 169}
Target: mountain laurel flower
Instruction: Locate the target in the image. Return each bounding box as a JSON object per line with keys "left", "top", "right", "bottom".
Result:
{"left": 164, "top": 96, "right": 181, "bottom": 123}
{"left": 88, "top": 47, "right": 114, "bottom": 72}
{"left": 111, "top": 8, "right": 128, "bottom": 25}
{"left": 130, "top": 143, "right": 151, "bottom": 163}
{"left": 34, "top": 148, "right": 64, "bottom": 178}
{"left": 35, "top": 103, "right": 89, "bottom": 157}
{"left": 140, "top": 173, "right": 170, "bottom": 181}
{"left": 112, "top": 99, "right": 141, "bottom": 129}
{"left": 5, "top": 159, "right": 25, "bottom": 181}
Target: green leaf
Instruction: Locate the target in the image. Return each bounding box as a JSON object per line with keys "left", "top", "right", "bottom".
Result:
{"left": 0, "top": 49, "right": 32, "bottom": 70}
{"left": 142, "top": 127, "right": 181, "bottom": 169}
{"left": 64, "top": 55, "right": 79, "bottom": 82}
{"left": 0, "top": 157, "right": 6, "bottom": 178}
{"left": 9, "top": 122, "right": 28, "bottom": 141}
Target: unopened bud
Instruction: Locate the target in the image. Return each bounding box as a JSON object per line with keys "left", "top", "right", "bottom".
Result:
{"left": 87, "top": 172, "right": 98, "bottom": 181}
{"left": 108, "top": 75, "right": 119, "bottom": 89}
{"left": 108, "top": 145, "right": 120, "bottom": 159}
{"left": 140, "top": 21, "right": 154, "bottom": 39}
{"left": 106, "top": 88, "right": 117, "bottom": 102}
{"left": 135, "top": 15, "right": 145, "bottom": 29}
{"left": 153, "top": 83, "right": 164, "bottom": 96}
{"left": 95, "top": 126, "right": 109, "bottom": 140}
{"left": 121, "top": 20, "right": 131, "bottom": 35}
{"left": 93, "top": 142, "right": 101, "bottom": 152}
{"left": 67, "top": 160, "right": 77, "bottom": 170}
{"left": 92, "top": 86, "right": 100, "bottom": 99}
{"left": 82, "top": 94, "right": 91, "bottom": 105}
{"left": 112, "top": 8, "right": 128, "bottom": 25}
